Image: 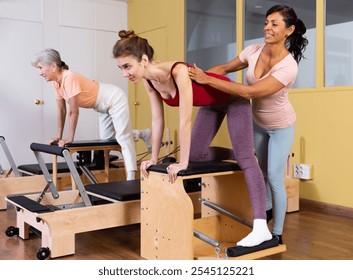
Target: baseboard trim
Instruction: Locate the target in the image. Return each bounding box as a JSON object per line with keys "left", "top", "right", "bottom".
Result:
{"left": 300, "top": 198, "right": 353, "bottom": 219}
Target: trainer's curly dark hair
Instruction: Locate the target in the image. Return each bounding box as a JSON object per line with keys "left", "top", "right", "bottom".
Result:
{"left": 112, "top": 30, "right": 155, "bottom": 62}
{"left": 266, "top": 5, "right": 308, "bottom": 63}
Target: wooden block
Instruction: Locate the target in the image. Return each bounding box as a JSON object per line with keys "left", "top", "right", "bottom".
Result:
{"left": 287, "top": 195, "right": 299, "bottom": 212}
{"left": 285, "top": 176, "right": 299, "bottom": 212}
{"left": 285, "top": 177, "right": 299, "bottom": 198}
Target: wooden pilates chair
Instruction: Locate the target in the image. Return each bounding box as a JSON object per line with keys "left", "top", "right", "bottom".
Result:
{"left": 5, "top": 143, "right": 201, "bottom": 260}
{"left": 141, "top": 161, "right": 286, "bottom": 260}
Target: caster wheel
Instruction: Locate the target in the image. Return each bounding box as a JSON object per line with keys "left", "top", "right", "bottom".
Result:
{"left": 5, "top": 226, "right": 19, "bottom": 237}
{"left": 37, "top": 247, "right": 50, "bottom": 260}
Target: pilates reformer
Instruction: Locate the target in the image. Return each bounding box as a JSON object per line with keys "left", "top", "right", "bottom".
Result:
{"left": 140, "top": 161, "right": 286, "bottom": 260}
{"left": 5, "top": 142, "right": 140, "bottom": 259}
{"left": 0, "top": 136, "right": 130, "bottom": 210}
{"left": 4, "top": 142, "right": 201, "bottom": 260}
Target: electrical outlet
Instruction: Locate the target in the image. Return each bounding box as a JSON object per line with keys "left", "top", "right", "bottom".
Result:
{"left": 293, "top": 163, "right": 314, "bottom": 180}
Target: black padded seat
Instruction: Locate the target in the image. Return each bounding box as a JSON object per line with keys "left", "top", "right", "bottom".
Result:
{"left": 50, "top": 140, "right": 121, "bottom": 170}
{"left": 17, "top": 160, "right": 109, "bottom": 176}
{"left": 148, "top": 161, "right": 241, "bottom": 176}
{"left": 62, "top": 139, "right": 119, "bottom": 148}
{"left": 18, "top": 162, "right": 72, "bottom": 175}
{"left": 7, "top": 195, "right": 53, "bottom": 213}
{"left": 85, "top": 178, "right": 201, "bottom": 203}
{"left": 85, "top": 179, "right": 141, "bottom": 201}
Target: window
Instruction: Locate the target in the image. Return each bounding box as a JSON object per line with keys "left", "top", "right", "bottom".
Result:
{"left": 325, "top": 0, "right": 353, "bottom": 87}
{"left": 244, "top": 0, "right": 316, "bottom": 88}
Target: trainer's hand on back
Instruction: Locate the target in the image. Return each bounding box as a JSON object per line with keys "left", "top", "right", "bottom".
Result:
{"left": 188, "top": 63, "right": 208, "bottom": 84}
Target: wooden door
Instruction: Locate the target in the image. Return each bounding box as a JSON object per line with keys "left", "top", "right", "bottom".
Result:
{"left": 0, "top": 18, "right": 43, "bottom": 166}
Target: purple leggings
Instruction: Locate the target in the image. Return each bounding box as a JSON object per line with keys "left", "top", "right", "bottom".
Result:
{"left": 190, "top": 97, "right": 266, "bottom": 219}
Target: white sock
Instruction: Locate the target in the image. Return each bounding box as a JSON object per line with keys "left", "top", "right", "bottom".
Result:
{"left": 237, "top": 219, "right": 272, "bottom": 247}
{"left": 139, "top": 128, "right": 152, "bottom": 152}
{"left": 132, "top": 130, "right": 140, "bottom": 142}
{"left": 126, "top": 171, "right": 136, "bottom": 180}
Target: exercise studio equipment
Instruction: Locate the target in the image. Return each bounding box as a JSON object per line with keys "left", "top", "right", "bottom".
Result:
{"left": 140, "top": 161, "right": 286, "bottom": 260}
{"left": 5, "top": 143, "right": 201, "bottom": 260}
{"left": 0, "top": 137, "right": 125, "bottom": 210}
{"left": 5, "top": 143, "right": 140, "bottom": 259}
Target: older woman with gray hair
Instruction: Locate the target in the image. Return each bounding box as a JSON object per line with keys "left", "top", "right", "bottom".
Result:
{"left": 32, "top": 48, "right": 150, "bottom": 180}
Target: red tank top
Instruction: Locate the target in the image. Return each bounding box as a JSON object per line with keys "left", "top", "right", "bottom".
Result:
{"left": 147, "top": 62, "right": 231, "bottom": 107}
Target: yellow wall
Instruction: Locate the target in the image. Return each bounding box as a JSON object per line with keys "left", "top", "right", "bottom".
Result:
{"left": 127, "top": 0, "right": 184, "bottom": 61}
{"left": 127, "top": 0, "right": 185, "bottom": 156}
{"left": 128, "top": 0, "right": 353, "bottom": 210}
{"left": 291, "top": 88, "right": 353, "bottom": 208}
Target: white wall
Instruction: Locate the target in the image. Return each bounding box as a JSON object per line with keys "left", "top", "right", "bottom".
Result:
{"left": 0, "top": 0, "right": 128, "bottom": 167}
